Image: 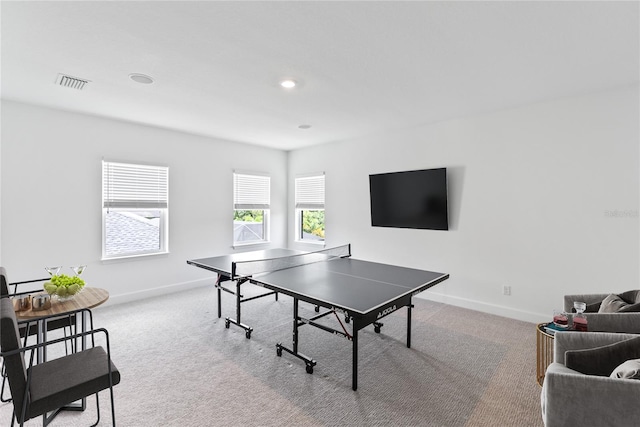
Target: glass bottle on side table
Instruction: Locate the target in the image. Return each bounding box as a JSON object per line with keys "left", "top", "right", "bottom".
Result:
{"left": 573, "top": 301, "right": 588, "bottom": 332}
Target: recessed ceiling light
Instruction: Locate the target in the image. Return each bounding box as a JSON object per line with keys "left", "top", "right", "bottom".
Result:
{"left": 129, "top": 73, "right": 154, "bottom": 84}
{"left": 280, "top": 79, "right": 296, "bottom": 89}
{"left": 298, "top": 124, "right": 312, "bottom": 130}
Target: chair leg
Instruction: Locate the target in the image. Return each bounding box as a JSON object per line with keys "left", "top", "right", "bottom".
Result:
{"left": 1, "top": 363, "right": 12, "bottom": 403}
{"left": 89, "top": 393, "right": 100, "bottom": 427}
{"left": 110, "top": 384, "right": 117, "bottom": 427}
{"left": 2, "top": 328, "right": 33, "bottom": 403}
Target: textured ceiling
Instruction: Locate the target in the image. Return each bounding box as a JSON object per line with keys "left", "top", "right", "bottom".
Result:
{"left": 2, "top": 1, "right": 638, "bottom": 150}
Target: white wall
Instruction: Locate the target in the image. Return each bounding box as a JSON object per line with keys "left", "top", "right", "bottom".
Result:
{"left": 288, "top": 86, "right": 640, "bottom": 322}
{"left": 3, "top": 87, "right": 638, "bottom": 322}
{"left": 1, "top": 101, "right": 288, "bottom": 304}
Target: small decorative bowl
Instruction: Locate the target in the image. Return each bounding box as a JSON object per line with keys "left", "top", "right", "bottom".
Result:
{"left": 53, "top": 286, "right": 84, "bottom": 302}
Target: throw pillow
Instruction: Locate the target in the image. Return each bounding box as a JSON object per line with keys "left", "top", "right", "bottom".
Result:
{"left": 565, "top": 336, "right": 640, "bottom": 376}
{"left": 619, "top": 290, "right": 640, "bottom": 304}
{"left": 610, "top": 359, "right": 640, "bottom": 379}
{"left": 598, "top": 293, "right": 640, "bottom": 313}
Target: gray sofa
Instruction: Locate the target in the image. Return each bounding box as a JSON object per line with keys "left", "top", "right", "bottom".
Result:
{"left": 541, "top": 332, "right": 640, "bottom": 427}
{"left": 564, "top": 291, "right": 640, "bottom": 333}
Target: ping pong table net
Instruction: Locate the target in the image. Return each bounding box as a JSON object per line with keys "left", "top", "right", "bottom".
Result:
{"left": 231, "top": 244, "right": 351, "bottom": 279}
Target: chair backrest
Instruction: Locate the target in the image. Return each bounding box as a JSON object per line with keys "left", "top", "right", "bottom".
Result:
{"left": 1, "top": 266, "right": 9, "bottom": 296}
{"left": 0, "top": 297, "right": 29, "bottom": 420}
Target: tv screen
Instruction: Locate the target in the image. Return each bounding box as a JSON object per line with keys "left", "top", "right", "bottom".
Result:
{"left": 369, "top": 168, "right": 448, "bottom": 230}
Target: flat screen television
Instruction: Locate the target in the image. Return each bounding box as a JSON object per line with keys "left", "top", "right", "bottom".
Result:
{"left": 369, "top": 168, "right": 448, "bottom": 230}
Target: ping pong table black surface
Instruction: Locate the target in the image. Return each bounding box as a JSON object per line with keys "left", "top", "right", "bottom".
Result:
{"left": 187, "top": 246, "right": 449, "bottom": 390}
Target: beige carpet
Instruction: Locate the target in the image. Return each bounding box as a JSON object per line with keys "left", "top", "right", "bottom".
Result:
{"left": 1, "top": 284, "right": 543, "bottom": 426}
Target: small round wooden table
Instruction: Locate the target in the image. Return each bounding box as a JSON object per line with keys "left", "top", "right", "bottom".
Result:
{"left": 15, "top": 287, "right": 109, "bottom": 362}
{"left": 16, "top": 287, "right": 109, "bottom": 320}
{"left": 536, "top": 323, "right": 554, "bottom": 386}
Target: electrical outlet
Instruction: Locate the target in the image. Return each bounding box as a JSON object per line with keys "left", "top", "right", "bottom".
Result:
{"left": 503, "top": 285, "right": 511, "bottom": 296}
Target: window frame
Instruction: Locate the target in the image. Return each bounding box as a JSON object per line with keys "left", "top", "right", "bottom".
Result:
{"left": 295, "top": 173, "right": 325, "bottom": 245}
{"left": 233, "top": 171, "right": 271, "bottom": 247}
{"left": 101, "top": 160, "right": 169, "bottom": 260}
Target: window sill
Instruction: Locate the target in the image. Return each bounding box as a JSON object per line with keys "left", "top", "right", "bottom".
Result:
{"left": 101, "top": 251, "right": 169, "bottom": 263}
{"left": 294, "top": 240, "right": 326, "bottom": 247}
{"left": 232, "top": 241, "right": 271, "bottom": 250}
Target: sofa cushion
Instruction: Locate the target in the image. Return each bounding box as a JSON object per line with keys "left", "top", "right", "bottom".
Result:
{"left": 620, "top": 290, "right": 640, "bottom": 303}
{"left": 565, "top": 335, "right": 640, "bottom": 376}
{"left": 598, "top": 293, "right": 640, "bottom": 313}
{"left": 610, "top": 359, "right": 640, "bottom": 379}
{"left": 584, "top": 301, "right": 602, "bottom": 313}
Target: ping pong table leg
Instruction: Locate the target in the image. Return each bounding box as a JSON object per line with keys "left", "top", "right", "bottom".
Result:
{"left": 235, "top": 281, "right": 241, "bottom": 325}
{"left": 352, "top": 319, "right": 358, "bottom": 391}
{"left": 275, "top": 297, "right": 316, "bottom": 374}
{"left": 215, "top": 274, "right": 222, "bottom": 318}
{"left": 407, "top": 303, "right": 414, "bottom": 348}
{"left": 224, "top": 280, "right": 254, "bottom": 338}
{"left": 292, "top": 297, "right": 299, "bottom": 354}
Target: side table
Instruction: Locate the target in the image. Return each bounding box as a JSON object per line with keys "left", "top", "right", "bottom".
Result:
{"left": 536, "top": 323, "right": 554, "bottom": 386}
{"left": 16, "top": 287, "right": 110, "bottom": 362}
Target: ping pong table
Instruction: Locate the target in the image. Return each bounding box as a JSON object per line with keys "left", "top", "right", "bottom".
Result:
{"left": 187, "top": 244, "right": 449, "bottom": 390}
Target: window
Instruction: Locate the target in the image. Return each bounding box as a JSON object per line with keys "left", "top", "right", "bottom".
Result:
{"left": 233, "top": 172, "right": 270, "bottom": 246}
{"left": 102, "top": 161, "right": 169, "bottom": 259}
{"left": 295, "top": 173, "right": 325, "bottom": 243}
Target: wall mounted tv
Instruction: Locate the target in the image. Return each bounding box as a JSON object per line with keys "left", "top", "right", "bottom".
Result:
{"left": 369, "top": 167, "right": 448, "bottom": 231}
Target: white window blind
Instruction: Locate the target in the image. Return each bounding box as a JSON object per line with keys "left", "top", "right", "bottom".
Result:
{"left": 234, "top": 172, "right": 270, "bottom": 209}
{"left": 295, "top": 174, "right": 325, "bottom": 209}
{"left": 103, "top": 161, "right": 169, "bottom": 209}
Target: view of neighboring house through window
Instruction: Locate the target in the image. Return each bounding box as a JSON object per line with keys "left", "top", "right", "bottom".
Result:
{"left": 233, "top": 171, "right": 270, "bottom": 246}
{"left": 102, "top": 161, "right": 169, "bottom": 259}
{"left": 295, "top": 173, "right": 325, "bottom": 243}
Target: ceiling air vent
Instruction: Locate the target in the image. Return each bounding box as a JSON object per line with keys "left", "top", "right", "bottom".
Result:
{"left": 56, "top": 74, "right": 90, "bottom": 90}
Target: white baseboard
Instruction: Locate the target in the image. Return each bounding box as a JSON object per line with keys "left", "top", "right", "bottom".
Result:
{"left": 100, "top": 278, "right": 212, "bottom": 307}
{"left": 97, "top": 280, "right": 549, "bottom": 325}
{"left": 417, "top": 291, "right": 548, "bottom": 324}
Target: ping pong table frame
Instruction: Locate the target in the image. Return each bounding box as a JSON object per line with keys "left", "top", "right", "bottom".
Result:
{"left": 250, "top": 267, "right": 449, "bottom": 391}
{"left": 185, "top": 261, "right": 279, "bottom": 339}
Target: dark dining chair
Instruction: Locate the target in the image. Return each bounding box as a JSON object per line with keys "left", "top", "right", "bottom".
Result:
{"left": 0, "top": 267, "right": 74, "bottom": 403}
{"left": 1, "top": 297, "right": 120, "bottom": 426}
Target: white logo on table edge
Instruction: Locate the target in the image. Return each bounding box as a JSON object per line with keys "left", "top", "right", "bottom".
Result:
{"left": 377, "top": 305, "right": 396, "bottom": 319}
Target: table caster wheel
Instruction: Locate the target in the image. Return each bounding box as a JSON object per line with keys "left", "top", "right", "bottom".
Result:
{"left": 225, "top": 319, "right": 230, "bottom": 329}
{"left": 306, "top": 365, "right": 314, "bottom": 374}
{"left": 246, "top": 330, "right": 252, "bottom": 339}
{"left": 345, "top": 316, "right": 350, "bottom": 323}
{"left": 374, "top": 325, "right": 381, "bottom": 333}
{"left": 315, "top": 305, "right": 320, "bottom": 312}
{"left": 276, "top": 346, "right": 282, "bottom": 357}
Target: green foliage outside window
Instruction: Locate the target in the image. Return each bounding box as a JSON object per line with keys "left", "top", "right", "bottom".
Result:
{"left": 302, "top": 210, "right": 325, "bottom": 239}
{"left": 234, "top": 210, "right": 264, "bottom": 223}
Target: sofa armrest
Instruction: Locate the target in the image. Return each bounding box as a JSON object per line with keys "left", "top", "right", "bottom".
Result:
{"left": 563, "top": 293, "right": 610, "bottom": 312}
{"left": 553, "top": 331, "right": 637, "bottom": 364}
{"left": 569, "top": 312, "right": 640, "bottom": 333}
{"left": 541, "top": 363, "right": 640, "bottom": 427}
